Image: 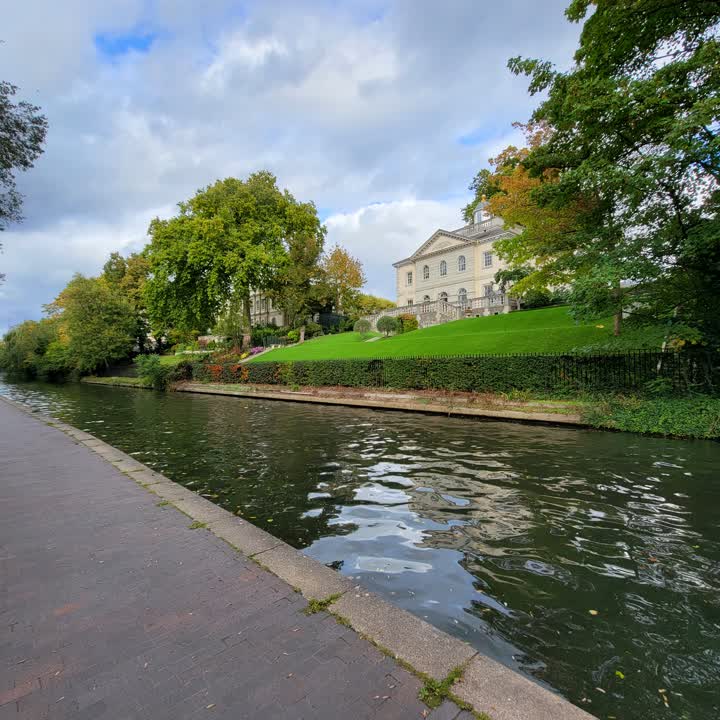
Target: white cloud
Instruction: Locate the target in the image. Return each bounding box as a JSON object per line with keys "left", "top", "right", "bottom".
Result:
{"left": 325, "top": 198, "right": 465, "bottom": 299}
{"left": 0, "top": 0, "right": 581, "bottom": 333}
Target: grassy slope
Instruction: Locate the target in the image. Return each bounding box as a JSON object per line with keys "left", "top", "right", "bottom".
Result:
{"left": 251, "top": 306, "right": 664, "bottom": 362}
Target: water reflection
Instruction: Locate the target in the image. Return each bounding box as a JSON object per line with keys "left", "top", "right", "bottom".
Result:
{"left": 1, "top": 379, "right": 719, "bottom": 720}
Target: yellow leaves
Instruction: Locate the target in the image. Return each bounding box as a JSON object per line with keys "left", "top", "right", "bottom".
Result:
{"left": 588, "top": 609, "right": 599, "bottom": 616}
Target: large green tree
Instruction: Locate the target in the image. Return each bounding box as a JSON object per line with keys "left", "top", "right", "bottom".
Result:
{"left": 45, "top": 274, "right": 137, "bottom": 373}
{"left": 270, "top": 201, "right": 327, "bottom": 338}
{"left": 144, "top": 172, "right": 322, "bottom": 344}
{"left": 102, "top": 251, "right": 151, "bottom": 350}
{"left": 506, "top": 0, "right": 720, "bottom": 343}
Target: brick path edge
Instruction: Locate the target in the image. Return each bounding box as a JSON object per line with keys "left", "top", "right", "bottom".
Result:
{"left": 1, "top": 395, "right": 596, "bottom": 720}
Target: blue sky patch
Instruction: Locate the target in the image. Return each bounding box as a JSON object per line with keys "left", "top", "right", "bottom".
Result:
{"left": 94, "top": 30, "right": 158, "bottom": 58}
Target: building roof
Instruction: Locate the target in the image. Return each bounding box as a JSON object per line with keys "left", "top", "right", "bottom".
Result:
{"left": 392, "top": 215, "right": 518, "bottom": 267}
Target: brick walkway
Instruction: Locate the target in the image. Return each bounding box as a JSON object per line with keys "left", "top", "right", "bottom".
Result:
{"left": 0, "top": 401, "right": 466, "bottom": 720}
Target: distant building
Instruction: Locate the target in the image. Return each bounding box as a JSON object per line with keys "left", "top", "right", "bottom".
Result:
{"left": 248, "top": 290, "right": 286, "bottom": 327}
{"left": 364, "top": 198, "right": 521, "bottom": 329}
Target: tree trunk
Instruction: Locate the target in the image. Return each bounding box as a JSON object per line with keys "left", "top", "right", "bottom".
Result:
{"left": 299, "top": 325, "right": 306, "bottom": 343}
{"left": 242, "top": 289, "right": 252, "bottom": 349}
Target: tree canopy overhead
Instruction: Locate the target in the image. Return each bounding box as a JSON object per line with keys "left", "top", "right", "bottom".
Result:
{"left": 496, "top": 0, "right": 720, "bottom": 342}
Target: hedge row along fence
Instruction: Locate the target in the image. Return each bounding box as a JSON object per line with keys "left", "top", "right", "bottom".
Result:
{"left": 190, "top": 349, "right": 718, "bottom": 395}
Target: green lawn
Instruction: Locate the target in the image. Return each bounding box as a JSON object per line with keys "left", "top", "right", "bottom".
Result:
{"left": 250, "top": 306, "right": 665, "bottom": 362}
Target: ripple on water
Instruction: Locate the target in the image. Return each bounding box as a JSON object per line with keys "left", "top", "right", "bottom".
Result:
{"left": 2, "top": 378, "right": 719, "bottom": 720}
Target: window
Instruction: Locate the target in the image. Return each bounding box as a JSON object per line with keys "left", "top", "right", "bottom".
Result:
{"left": 458, "top": 255, "right": 466, "bottom": 272}
{"left": 439, "top": 291, "right": 448, "bottom": 303}
{"left": 458, "top": 288, "right": 468, "bottom": 307}
{"left": 423, "top": 265, "right": 429, "bottom": 280}
{"left": 406, "top": 271, "right": 413, "bottom": 286}
{"left": 484, "top": 283, "right": 494, "bottom": 296}
{"left": 483, "top": 251, "right": 493, "bottom": 268}
{"left": 440, "top": 260, "right": 447, "bottom": 276}
{"left": 423, "top": 295, "right": 431, "bottom": 303}
{"left": 407, "top": 299, "right": 413, "bottom": 306}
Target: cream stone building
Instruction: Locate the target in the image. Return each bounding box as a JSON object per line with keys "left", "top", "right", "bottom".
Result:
{"left": 365, "top": 198, "right": 520, "bottom": 329}
{"left": 248, "top": 290, "right": 287, "bottom": 327}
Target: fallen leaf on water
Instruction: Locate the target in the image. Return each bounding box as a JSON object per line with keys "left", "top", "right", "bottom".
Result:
{"left": 595, "top": 687, "right": 606, "bottom": 694}
{"left": 206, "top": 704, "right": 215, "bottom": 710}
{"left": 589, "top": 609, "right": 599, "bottom": 616}
{"left": 267, "top": 519, "right": 274, "bottom": 522}
{"left": 615, "top": 670, "right": 625, "bottom": 680}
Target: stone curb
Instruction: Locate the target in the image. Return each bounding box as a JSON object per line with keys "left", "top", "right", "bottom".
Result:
{"left": 0, "top": 395, "right": 596, "bottom": 720}
{"left": 177, "top": 383, "right": 585, "bottom": 427}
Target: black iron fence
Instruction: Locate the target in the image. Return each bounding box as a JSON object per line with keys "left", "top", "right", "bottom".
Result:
{"left": 195, "top": 349, "right": 718, "bottom": 395}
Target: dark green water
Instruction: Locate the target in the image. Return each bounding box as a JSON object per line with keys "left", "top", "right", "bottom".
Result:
{"left": 2, "top": 379, "right": 719, "bottom": 720}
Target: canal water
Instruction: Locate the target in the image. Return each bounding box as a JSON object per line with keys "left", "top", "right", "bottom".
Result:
{"left": 2, "top": 379, "right": 718, "bottom": 720}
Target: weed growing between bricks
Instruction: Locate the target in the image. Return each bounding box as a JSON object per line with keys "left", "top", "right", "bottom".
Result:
{"left": 188, "top": 520, "right": 207, "bottom": 530}
{"left": 304, "top": 593, "right": 343, "bottom": 615}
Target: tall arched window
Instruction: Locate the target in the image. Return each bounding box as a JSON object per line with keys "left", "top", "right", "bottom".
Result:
{"left": 439, "top": 291, "right": 448, "bottom": 303}
{"left": 458, "top": 255, "right": 466, "bottom": 272}
{"left": 423, "top": 265, "right": 429, "bottom": 280}
{"left": 439, "top": 260, "right": 447, "bottom": 276}
{"left": 458, "top": 288, "right": 467, "bottom": 307}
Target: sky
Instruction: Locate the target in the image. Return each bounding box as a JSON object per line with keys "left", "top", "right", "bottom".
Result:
{"left": 0, "top": 0, "right": 581, "bottom": 333}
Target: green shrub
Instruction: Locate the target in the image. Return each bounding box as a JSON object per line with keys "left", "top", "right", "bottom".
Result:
{"left": 134, "top": 354, "right": 172, "bottom": 390}
{"left": 397, "top": 313, "right": 419, "bottom": 333}
{"left": 583, "top": 396, "right": 720, "bottom": 438}
{"left": 353, "top": 319, "right": 371, "bottom": 336}
{"left": 287, "top": 329, "right": 300, "bottom": 343}
{"left": 302, "top": 322, "right": 321, "bottom": 338}
{"left": 190, "top": 350, "right": 718, "bottom": 399}
{"left": 376, "top": 316, "right": 399, "bottom": 336}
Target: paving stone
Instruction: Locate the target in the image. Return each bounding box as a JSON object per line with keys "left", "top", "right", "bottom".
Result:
{"left": 207, "top": 516, "right": 285, "bottom": 556}
{"left": 0, "top": 399, "right": 458, "bottom": 720}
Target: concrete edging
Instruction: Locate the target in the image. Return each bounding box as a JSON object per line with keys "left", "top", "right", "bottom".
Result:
{"left": 0, "top": 394, "right": 596, "bottom": 720}
{"left": 177, "top": 382, "right": 585, "bottom": 427}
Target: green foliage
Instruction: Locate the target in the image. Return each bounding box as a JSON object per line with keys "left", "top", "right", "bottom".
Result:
{"left": 508, "top": 1, "right": 720, "bottom": 344}
{"left": 304, "top": 321, "right": 323, "bottom": 338}
{"left": 134, "top": 354, "right": 173, "bottom": 390}
{"left": 353, "top": 318, "right": 371, "bottom": 337}
{"left": 418, "top": 666, "right": 464, "bottom": 709}
{"left": 304, "top": 593, "right": 342, "bottom": 615}
{"left": 353, "top": 293, "right": 396, "bottom": 316}
{"left": 0, "top": 318, "right": 68, "bottom": 379}
{"left": 376, "top": 315, "right": 399, "bottom": 336}
{"left": 144, "top": 171, "right": 305, "bottom": 335}
{"left": 583, "top": 396, "right": 720, "bottom": 439}
{"left": 45, "top": 275, "right": 137, "bottom": 373}
{"left": 194, "top": 349, "right": 715, "bottom": 397}
{"left": 287, "top": 329, "right": 300, "bottom": 343}
{"left": 397, "top": 313, "right": 419, "bottom": 333}
{"left": 522, "top": 288, "right": 552, "bottom": 309}
{"left": 0, "top": 80, "right": 47, "bottom": 238}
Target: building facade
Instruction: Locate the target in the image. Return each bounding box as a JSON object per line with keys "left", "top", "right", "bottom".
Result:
{"left": 362, "top": 199, "right": 520, "bottom": 329}
{"left": 248, "top": 290, "right": 287, "bottom": 327}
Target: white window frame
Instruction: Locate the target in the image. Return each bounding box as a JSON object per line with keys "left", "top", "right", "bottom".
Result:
{"left": 483, "top": 251, "right": 493, "bottom": 268}
{"left": 439, "top": 260, "right": 447, "bottom": 277}
{"left": 458, "top": 255, "right": 466, "bottom": 272}
{"left": 423, "top": 265, "right": 429, "bottom": 280}
{"left": 406, "top": 271, "right": 413, "bottom": 286}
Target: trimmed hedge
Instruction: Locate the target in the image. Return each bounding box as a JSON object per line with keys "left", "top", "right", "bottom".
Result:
{"left": 190, "top": 350, "right": 718, "bottom": 395}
